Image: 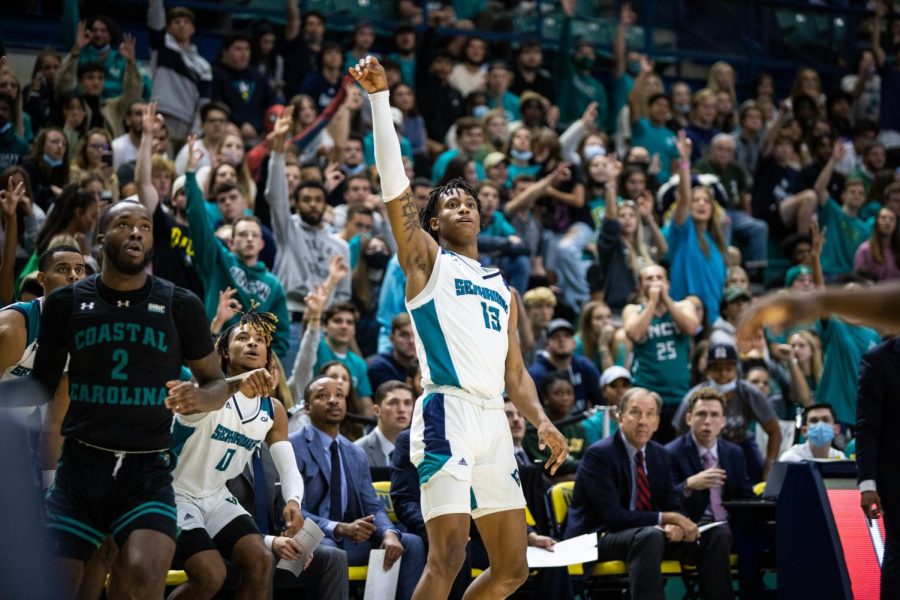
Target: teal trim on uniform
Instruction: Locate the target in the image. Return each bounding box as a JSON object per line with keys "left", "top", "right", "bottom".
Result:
{"left": 470, "top": 488, "right": 478, "bottom": 510}
{"left": 410, "top": 299, "right": 460, "bottom": 388}
{"left": 170, "top": 420, "right": 197, "bottom": 459}
{"left": 47, "top": 523, "right": 103, "bottom": 548}
{"left": 111, "top": 501, "right": 176, "bottom": 530}
{"left": 45, "top": 511, "right": 105, "bottom": 541}
{"left": 4, "top": 300, "right": 41, "bottom": 346}
{"left": 110, "top": 508, "right": 177, "bottom": 536}
{"left": 417, "top": 452, "right": 452, "bottom": 486}
{"left": 263, "top": 396, "right": 274, "bottom": 419}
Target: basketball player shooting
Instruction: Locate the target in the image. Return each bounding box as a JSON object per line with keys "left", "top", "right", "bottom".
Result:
{"left": 351, "top": 56, "right": 568, "bottom": 600}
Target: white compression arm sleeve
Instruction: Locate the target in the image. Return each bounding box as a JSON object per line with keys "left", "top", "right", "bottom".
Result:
{"left": 270, "top": 441, "right": 305, "bottom": 506}
{"left": 369, "top": 88, "right": 410, "bottom": 201}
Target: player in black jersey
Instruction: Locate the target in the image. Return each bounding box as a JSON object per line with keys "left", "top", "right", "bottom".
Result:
{"left": 1, "top": 200, "right": 273, "bottom": 599}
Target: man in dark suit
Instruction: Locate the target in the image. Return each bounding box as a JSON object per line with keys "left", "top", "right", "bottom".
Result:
{"left": 290, "top": 375, "right": 425, "bottom": 600}
{"left": 565, "top": 387, "right": 734, "bottom": 600}
{"left": 857, "top": 337, "right": 900, "bottom": 599}
{"left": 227, "top": 443, "right": 350, "bottom": 598}
{"left": 665, "top": 387, "right": 753, "bottom": 523}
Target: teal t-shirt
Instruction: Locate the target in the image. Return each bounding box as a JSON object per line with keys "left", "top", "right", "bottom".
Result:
{"left": 664, "top": 217, "right": 727, "bottom": 323}
{"left": 818, "top": 197, "right": 872, "bottom": 276}
{"left": 630, "top": 310, "right": 691, "bottom": 405}
{"left": 816, "top": 317, "right": 881, "bottom": 426}
{"left": 582, "top": 410, "right": 619, "bottom": 446}
{"left": 488, "top": 91, "right": 521, "bottom": 122}
{"left": 632, "top": 117, "right": 680, "bottom": 184}
{"left": 481, "top": 211, "right": 516, "bottom": 237}
{"left": 388, "top": 52, "right": 416, "bottom": 87}
{"left": 506, "top": 162, "right": 541, "bottom": 188}
{"left": 315, "top": 338, "right": 374, "bottom": 399}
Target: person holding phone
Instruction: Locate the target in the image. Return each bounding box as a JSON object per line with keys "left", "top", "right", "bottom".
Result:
{"left": 69, "top": 127, "right": 119, "bottom": 203}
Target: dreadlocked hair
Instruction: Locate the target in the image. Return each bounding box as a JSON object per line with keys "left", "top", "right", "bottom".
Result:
{"left": 419, "top": 177, "right": 481, "bottom": 242}
{"left": 215, "top": 300, "right": 279, "bottom": 373}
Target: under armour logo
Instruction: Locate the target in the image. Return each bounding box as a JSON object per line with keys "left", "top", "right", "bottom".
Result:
{"left": 80, "top": 302, "right": 94, "bottom": 310}
{"left": 117, "top": 300, "right": 130, "bottom": 308}
{"left": 458, "top": 458, "right": 468, "bottom": 466}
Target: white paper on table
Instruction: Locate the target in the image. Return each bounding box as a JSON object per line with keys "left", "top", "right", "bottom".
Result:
{"left": 526, "top": 533, "right": 598, "bottom": 568}
{"left": 698, "top": 521, "right": 727, "bottom": 534}
{"left": 363, "top": 549, "right": 402, "bottom": 600}
{"left": 276, "top": 519, "right": 325, "bottom": 577}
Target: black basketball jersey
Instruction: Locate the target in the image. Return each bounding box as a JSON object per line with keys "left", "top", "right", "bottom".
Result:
{"left": 63, "top": 275, "right": 183, "bottom": 451}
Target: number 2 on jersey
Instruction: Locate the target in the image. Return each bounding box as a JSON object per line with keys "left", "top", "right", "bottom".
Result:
{"left": 481, "top": 302, "right": 501, "bottom": 332}
{"left": 111, "top": 349, "right": 129, "bottom": 381}
{"left": 656, "top": 340, "right": 676, "bottom": 361}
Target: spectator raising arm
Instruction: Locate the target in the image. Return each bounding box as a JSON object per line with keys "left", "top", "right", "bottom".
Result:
{"left": 136, "top": 101, "right": 163, "bottom": 214}
{"left": 628, "top": 55, "right": 655, "bottom": 123}
{"left": 672, "top": 130, "right": 693, "bottom": 227}
{"left": 814, "top": 142, "right": 844, "bottom": 206}
{"left": 0, "top": 180, "right": 21, "bottom": 306}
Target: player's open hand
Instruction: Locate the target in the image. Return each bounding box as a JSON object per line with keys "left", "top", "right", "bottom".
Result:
{"left": 349, "top": 56, "right": 388, "bottom": 95}
{"left": 736, "top": 291, "right": 820, "bottom": 338}
{"left": 272, "top": 536, "right": 301, "bottom": 561}
{"left": 282, "top": 499, "right": 304, "bottom": 537}
{"left": 238, "top": 368, "right": 275, "bottom": 398}
{"left": 538, "top": 421, "right": 569, "bottom": 475}
{"left": 164, "top": 380, "right": 203, "bottom": 415}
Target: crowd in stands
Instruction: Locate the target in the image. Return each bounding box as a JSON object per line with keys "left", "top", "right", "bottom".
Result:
{"left": 3, "top": 0, "right": 900, "bottom": 597}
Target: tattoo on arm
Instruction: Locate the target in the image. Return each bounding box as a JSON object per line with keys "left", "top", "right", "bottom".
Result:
{"left": 399, "top": 193, "right": 418, "bottom": 243}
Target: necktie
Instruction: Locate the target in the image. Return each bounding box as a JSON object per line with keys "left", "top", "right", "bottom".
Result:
{"left": 251, "top": 448, "right": 270, "bottom": 535}
{"left": 702, "top": 450, "right": 728, "bottom": 521}
{"left": 329, "top": 440, "right": 343, "bottom": 522}
{"left": 635, "top": 450, "right": 652, "bottom": 511}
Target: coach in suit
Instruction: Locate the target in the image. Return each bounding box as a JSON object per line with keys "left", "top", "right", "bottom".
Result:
{"left": 857, "top": 337, "right": 900, "bottom": 599}
{"left": 290, "top": 375, "right": 425, "bottom": 600}
{"left": 565, "top": 387, "right": 734, "bottom": 600}
{"left": 355, "top": 380, "right": 415, "bottom": 469}
{"left": 665, "top": 388, "right": 753, "bottom": 523}
{"left": 227, "top": 443, "right": 349, "bottom": 598}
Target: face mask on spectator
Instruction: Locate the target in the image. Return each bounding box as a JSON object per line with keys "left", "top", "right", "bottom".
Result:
{"left": 626, "top": 60, "right": 641, "bottom": 76}
{"left": 473, "top": 105, "right": 488, "bottom": 119}
{"left": 583, "top": 144, "right": 606, "bottom": 160}
{"left": 510, "top": 149, "right": 533, "bottom": 162}
{"left": 221, "top": 148, "right": 242, "bottom": 166}
{"left": 365, "top": 251, "right": 390, "bottom": 271}
{"left": 709, "top": 379, "right": 736, "bottom": 394}
{"left": 807, "top": 422, "right": 835, "bottom": 448}
{"left": 43, "top": 154, "right": 64, "bottom": 168}
{"left": 344, "top": 163, "right": 365, "bottom": 176}
{"left": 0, "top": 122, "right": 11, "bottom": 135}
{"left": 675, "top": 103, "right": 690, "bottom": 114}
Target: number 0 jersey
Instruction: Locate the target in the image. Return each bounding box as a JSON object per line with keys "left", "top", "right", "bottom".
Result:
{"left": 406, "top": 249, "right": 510, "bottom": 399}
{"left": 171, "top": 392, "right": 275, "bottom": 499}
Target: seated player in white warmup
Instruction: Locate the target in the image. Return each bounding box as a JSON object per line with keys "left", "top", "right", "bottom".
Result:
{"left": 351, "top": 56, "right": 569, "bottom": 600}
{"left": 169, "top": 308, "right": 306, "bottom": 600}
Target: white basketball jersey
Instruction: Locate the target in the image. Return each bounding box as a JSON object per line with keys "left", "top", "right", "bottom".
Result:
{"left": 171, "top": 392, "right": 275, "bottom": 499}
{"left": 406, "top": 249, "right": 510, "bottom": 398}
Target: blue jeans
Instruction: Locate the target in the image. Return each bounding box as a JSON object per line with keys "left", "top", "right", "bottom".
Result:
{"left": 543, "top": 222, "right": 593, "bottom": 309}
{"left": 725, "top": 209, "right": 768, "bottom": 265}
{"left": 282, "top": 320, "right": 304, "bottom": 380}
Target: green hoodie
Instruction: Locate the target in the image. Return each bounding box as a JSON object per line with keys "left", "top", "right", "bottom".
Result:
{"left": 184, "top": 172, "right": 290, "bottom": 359}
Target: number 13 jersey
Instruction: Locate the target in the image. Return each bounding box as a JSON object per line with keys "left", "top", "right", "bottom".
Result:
{"left": 406, "top": 250, "right": 511, "bottom": 399}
